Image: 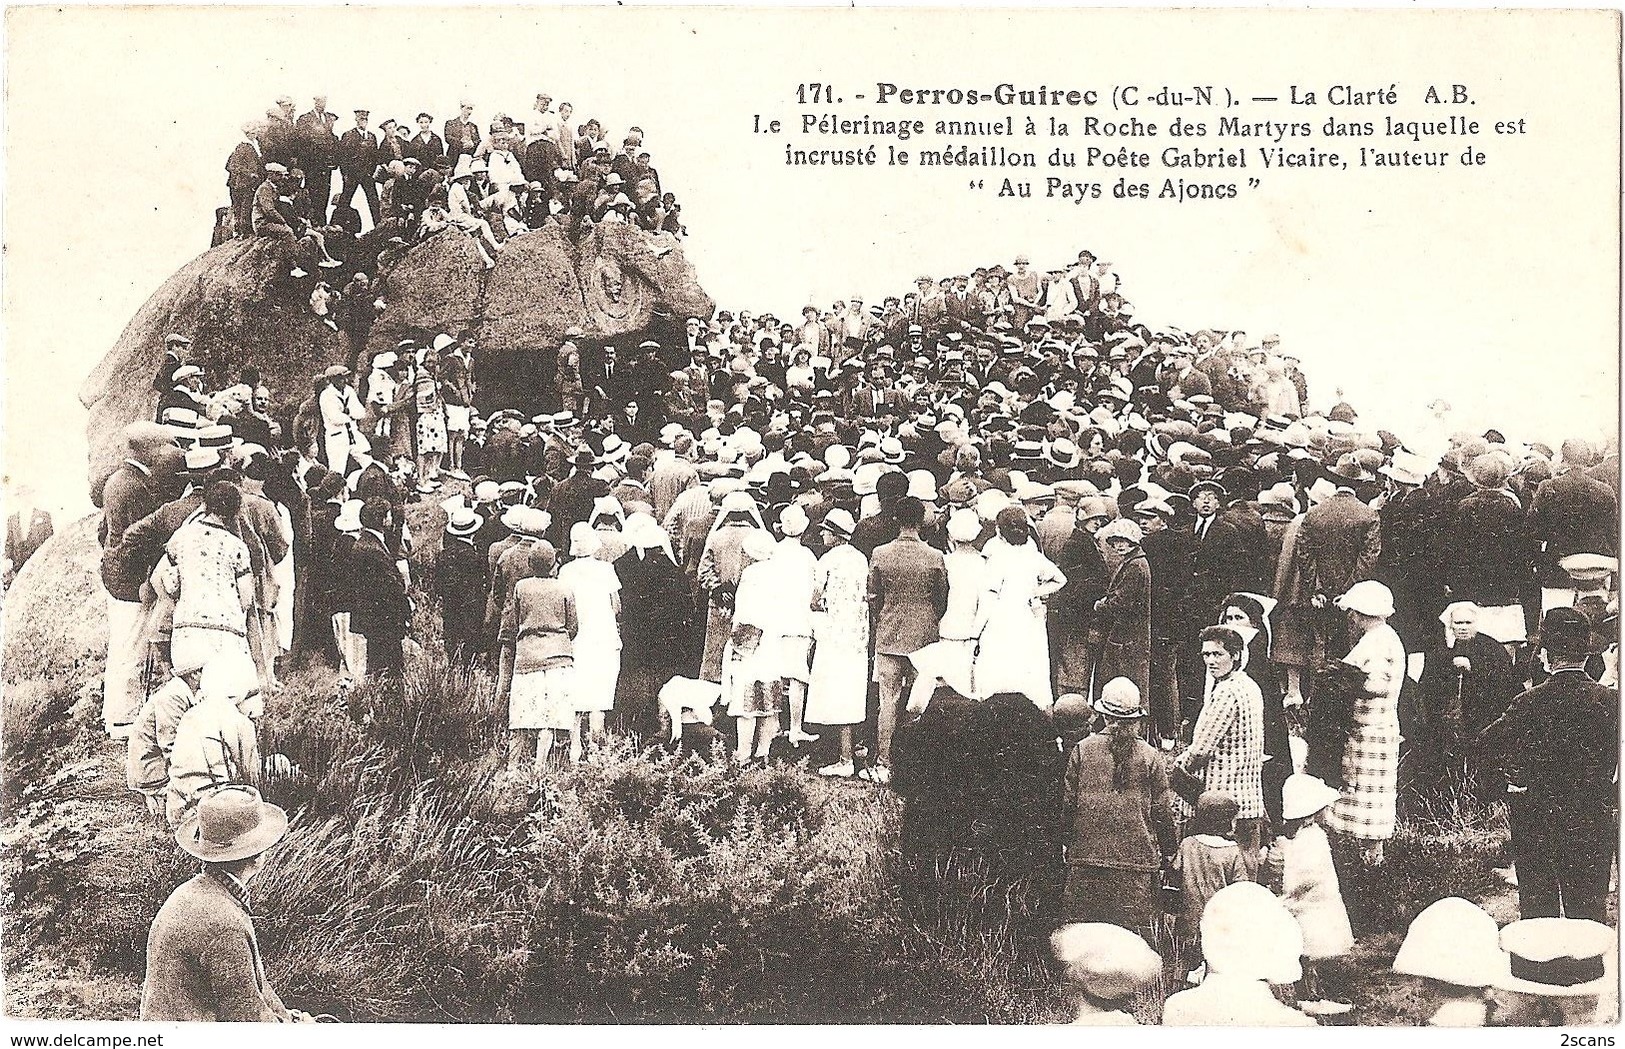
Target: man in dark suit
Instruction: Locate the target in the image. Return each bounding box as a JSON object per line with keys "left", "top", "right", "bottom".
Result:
{"left": 349, "top": 497, "right": 410, "bottom": 690}
{"left": 586, "top": 344, "right": 633, "bottom": 410}
{"left": 336, "top": 109, "right": 381, "bottom": 225}
{"left": 1294, "top": 464, "right": 1381, "bottom": 658}
{"left": 546, "top": 449, "right": 610, "bottom": 550}
{"left": 444, "top": 100, "right": 481, "bottom": 159}
{"left": 1187, "top": 479, "right": 1249, "bottom": 623}
{"left": 5, "top": 486, "right": 52, "bottom": 578}
{"left": 1478, "top": 608, "right": 1618, "bottom": 921}
{"left": 225, "top": 122, "right": 265, "bottom": 238}
{"left": 295, "top": 97, "right": 339, "bottom": 225}
{"left": 521, "top": 131, "right": 565, "bottom": 198}
{"left": 407, "top": 112, "right": 444, "bottom": 167}
{"left": 867, "top": 496, "right": 949, "bottom": 783}
{"left": 1530, "top": 438, "right": 1618, "bottom": 562}
{"left": 610, "top": 136, "right": 642, "bottom": 184}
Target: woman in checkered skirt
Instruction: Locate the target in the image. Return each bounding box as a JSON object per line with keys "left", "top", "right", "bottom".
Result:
{"left": 1326, "top": 581, "right": 1406, "bottom": 866}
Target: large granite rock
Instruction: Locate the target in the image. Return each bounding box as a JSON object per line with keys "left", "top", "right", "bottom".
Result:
{"left": 79, "top": 224, "right": 714, "bottom": 486}
{"left": 2, "top": 514, "right": 106, "bottom": 690}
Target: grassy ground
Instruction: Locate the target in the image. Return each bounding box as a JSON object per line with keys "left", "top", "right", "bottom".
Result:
{"left": 0, "top": 502, "right": 1551, "bottom": 1023}
{"left": 1, "top": 669, "right": 1525, "bottom": 1024}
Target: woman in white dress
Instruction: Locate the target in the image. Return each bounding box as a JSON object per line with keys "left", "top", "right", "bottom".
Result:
{"left": 974, "top": 506, "right": 1067, "bottom": 708}
{"left": 1327, "top": 579, "right": 1406, "bottom": 866}
{"left": 560, "top": 523, "right": 622, "bottom": 757}
{"left": 808, "top": 509, "right": 869, "bottom": 777}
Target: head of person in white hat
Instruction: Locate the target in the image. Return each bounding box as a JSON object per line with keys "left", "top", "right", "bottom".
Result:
{"left": 1336, "top": 578, "right": 1394, "bottom": 620}
{"left": 1051, "top": 922, "right": 1161, "bottom": 1025}
{"left": 1163, "top": 882, "right": 1313, "bottom": 1027}
{"left": 1392, "top": 897, "right": 1511, "bottom": 1027}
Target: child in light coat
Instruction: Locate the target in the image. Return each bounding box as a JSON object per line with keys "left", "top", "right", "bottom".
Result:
{"left": 1271, "top": 774, "right": 1355, "bottom": 1017}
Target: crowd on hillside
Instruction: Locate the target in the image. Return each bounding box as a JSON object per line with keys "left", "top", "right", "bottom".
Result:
{"left": 222, "top": 94, "right": 684, "bottom": 275}
{"left": 97, "top": 136, "right": 1623, "bottom": 1023}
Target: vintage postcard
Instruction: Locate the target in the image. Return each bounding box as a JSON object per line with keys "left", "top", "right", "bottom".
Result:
{"left": 1, "top": 5, "right": 1619, "bottom": 1035}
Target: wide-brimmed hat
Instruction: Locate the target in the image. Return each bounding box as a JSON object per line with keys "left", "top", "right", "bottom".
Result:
{"left": 1092, "top": 677, "right": 1145, "bottom": 719}
{"left": 1335, "top": 580, "right": 1394, "bottom": 618}
{"left": 1495, "top": 918, "right": 1615, "bottom": 997}
{"left": 1201, "top": 882, "right": 1303, "bottom": 983}
{"left": 1046, "top": 438, "right": 1081, "bottom": 469}
{"left": 1256, "top": 482, "right": 1301, "bottom": 518}
{"left": 175, "top": 784, "right": 289, "bottom": 863}
{"left": 1051, "top": 923, "right": 1161, "bottom": 1002}
{"left": 1393, "top": 898, "right": 1511, "bottom": 989}
{"left": 1280, "top": 773, "right": 1341, "bottom": 820}
{"left": 1379, "top": 448, "right": 1435, "bottom": 486}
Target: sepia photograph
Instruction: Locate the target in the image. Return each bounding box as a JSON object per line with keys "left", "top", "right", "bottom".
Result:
{"left": 1, "top": 4, "right": 1620, "bottom": 1032}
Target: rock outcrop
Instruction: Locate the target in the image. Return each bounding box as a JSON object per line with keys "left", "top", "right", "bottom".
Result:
{"left": 2, "top": 515, "right": 106, "bottom": 690}
{"left": 79, "top": 224, "right": 714, "bottom": 486}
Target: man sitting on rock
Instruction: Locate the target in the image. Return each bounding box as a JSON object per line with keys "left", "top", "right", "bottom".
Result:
{"left": 251, "top": 164, "right": 339, "bottom": 277}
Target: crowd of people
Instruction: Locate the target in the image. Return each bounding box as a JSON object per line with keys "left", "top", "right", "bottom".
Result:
{"left": 222, "top": 94, "right": 685, "bottom": 277}
{"left": 89, "top": 99, "right": 1623, "bottom": 1023}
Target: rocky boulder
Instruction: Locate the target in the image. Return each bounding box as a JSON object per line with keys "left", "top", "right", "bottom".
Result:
{"left": 79, "top": 223, "right": 713, "bottom": 486}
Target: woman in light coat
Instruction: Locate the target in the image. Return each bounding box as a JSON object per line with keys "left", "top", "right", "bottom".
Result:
{"left": 808, "top": 509, "right": 869, "bottom": 777}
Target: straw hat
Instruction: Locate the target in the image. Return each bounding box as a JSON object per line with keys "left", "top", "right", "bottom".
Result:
{"left": 820, "top": 508, "right": 856, "bottom": 540}
{"left": 1092, "top": 677, "right": 1146, "bottom": 720}
{"left": 1393, "top": 898, "right": 1511, "bottom": 989}
{"left": 1496, "top": 918, "right": 1615, "bottom": 997}
{"left": 445, "top": 507, "right": 483, "bottom": 537}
